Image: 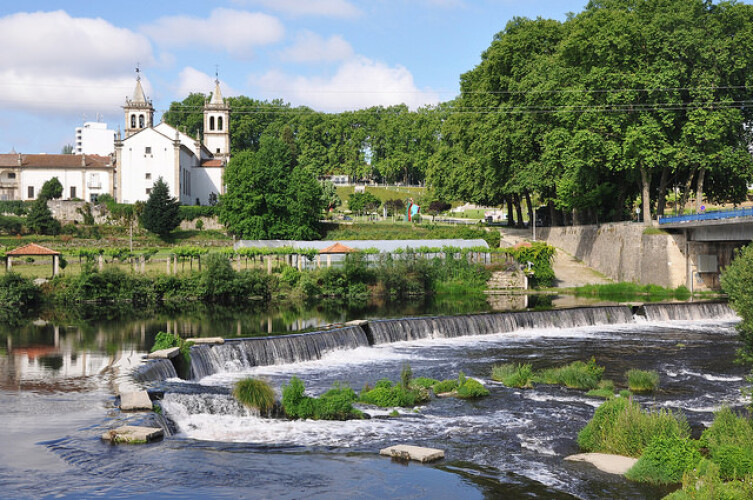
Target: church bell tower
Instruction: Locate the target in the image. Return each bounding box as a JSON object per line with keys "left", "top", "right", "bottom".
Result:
{"left": 203, "top": 76, "right": 230, "bottom": 160}
{"left": 123, "top": 67, "right": 154, "bottom": 138}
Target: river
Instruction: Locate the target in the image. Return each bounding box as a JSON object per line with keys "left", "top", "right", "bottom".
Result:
{"left": 0, "top": 298, "right": 745, "bottom": 499}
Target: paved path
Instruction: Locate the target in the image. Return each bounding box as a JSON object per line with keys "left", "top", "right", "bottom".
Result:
{"left": 495, "top": 227, "right": 611, "bottom": 288}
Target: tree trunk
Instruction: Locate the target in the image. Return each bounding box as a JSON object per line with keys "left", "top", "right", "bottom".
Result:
{"left": 506, "top": 195, "right": 515, "bottom": 226}
{"left": 614, "top": 181, "right": 627, "bottom": 222}
{"left": 656, "top": 166, "right": 670, "bottom": 217}
{"left": 524, "top": 191, "right": 533, "bottom": 225}
{"left": 640, "top": 165, "right": 652, "bottom": 225}
{"left": 678, "top": 166, "right": 697, "bottom": 215}
{"left": 548, "top": 200, "right": 557, "bottom": 227}
{"left": 695, "top": 165, "right": 706, "bottom": 213}
{"left": 514, "top": 194, "right": 525, "bottom": 228}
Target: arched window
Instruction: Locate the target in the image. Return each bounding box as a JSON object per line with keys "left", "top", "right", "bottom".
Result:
{"left": 209, "top": 116, "right": 215, "bottom": 131}
{"left": 130, "top": 114, "right": 136, "bottom": 128}
{"left": 139, "top": 114, "right": 145, "bottom": 128}
{"left": 218, "top": 116, "right": 223, "bottom": 131}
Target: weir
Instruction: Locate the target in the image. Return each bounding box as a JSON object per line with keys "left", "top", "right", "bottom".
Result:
{"left": 134, "top": 302, "right": 736, "bottom": 382}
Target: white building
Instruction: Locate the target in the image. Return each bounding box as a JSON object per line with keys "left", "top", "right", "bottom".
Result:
{"left": 0, "top": 153, "right": 113, "bottom": 202}
{"left": 75, "top": 122, "right": 115, "bottom": 155}
{"left": 115, "top": 74, "right": 228, "bottom": 205}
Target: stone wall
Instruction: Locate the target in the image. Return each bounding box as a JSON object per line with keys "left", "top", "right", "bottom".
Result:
{"left": 537, "top": 223, "right": 688, "bottom": 289}
{"left": 179, "top": 216, "right": 224, "bottom": 231}
{"left": 48, "top": 200, "right": 108, "bottom": 224}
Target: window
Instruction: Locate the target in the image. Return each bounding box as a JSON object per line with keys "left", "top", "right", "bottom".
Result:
{"left": 218, "top": 116, "right": 223, "bottom": 131}
{"left": 70, "top": 186, "right": 76, "bottom": 199}
{"left": 216, "top": 148, "right": 220, "bottom": 154}
{"left": 90, "top": 194, "right": 99, "bottom": 203}
{"left": 209, "top": 116, "right": 215, "bottom": 131}
{"left": 145, "top": 147, "right": 151, "bottom": 154}
{"left": 146, "top": 188, "right": 152, "bottom": 195}
{"left": 28, "top": 186, "right": 34, "bottom": 198}
{"left": 7, "top": 173, "right": 15, "bottom": 179}
{"left": 139, "top": 114, "right": 145, "bottom": 128}
{"left": 145, "top": 173, "right": 152, "bottom": 180}
{"left": 130, "top": 115, "right": 136, "bottom": 128}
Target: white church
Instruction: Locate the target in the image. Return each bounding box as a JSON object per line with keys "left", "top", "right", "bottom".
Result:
{"left": 115, "top": 73, "right": 230, "bottom": 205}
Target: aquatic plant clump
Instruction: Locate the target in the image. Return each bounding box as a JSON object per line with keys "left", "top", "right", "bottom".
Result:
{"left": 586, "top": 379, "right": 616, "bottom": 399}
{"left": 456, "top": 378, "right": 490, "bottom": 399}
{"left": 625, "top": 433, "right": 702, "bottom": 484}
{"left": 535, "top": 359, "right": 604, "bottom": 390}
{"left": 233, "top": 378, "right": 276, "bottom": 413}
{"left": 431, "top": 379, "right": 459, "bottom": 394}
{"left": 281, "top": 376, "right": 362, "bottom": 420}
{"left": 626, "top": 369, "right": 660, "bottom": 393}
{"left": 491, "top": 363, "right": 534, "bottom": 389}
{"left": 577, "top": 397, "right": 690, "bottom": 458}
{"left": 664, "top": 460, "right": 753, "bottom": 500}
{"left": 359, "top": 378, "right": 429, "bottom": 407}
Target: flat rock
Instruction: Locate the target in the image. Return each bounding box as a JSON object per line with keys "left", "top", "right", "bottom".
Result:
{"left": 345, "top": 320, "right": 369, "bottom": 327}
{"left": 185, "top": 337, "right": 224, "bottom": 345}
{"left": 380, "top": 444, "right": 445, "bottom": 463}
{"left": 565, "top": 453, "right": 638, "bottom": 475}
{"left": 120, "top": 391, "right": 153, "bottom": 411}
{"left": 147, "top": 347, "right": 180, "bottom": 359}
{"left": 102, "top": 426, "right": 163, "bottom": 444}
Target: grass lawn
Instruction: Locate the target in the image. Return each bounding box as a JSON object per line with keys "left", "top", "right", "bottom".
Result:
{"left": 336, "top": 186, "right": 427, "bottom": 207}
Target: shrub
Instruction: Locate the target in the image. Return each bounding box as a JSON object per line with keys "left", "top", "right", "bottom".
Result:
{"left": 400, "top": 363, "right": 413, "bottom": 390}
{"left": 700, "top": 407, "right": 753, "bottom": 480}
{"left": 150, "top": 331, "right": 194, "bottom": 370}
{"left": 535, "top": 359, "right": 605, "bottom": 390}
{"left": 233, "top": 378, "right": 276, "bottom": 413}
{"left": 586, "top": 379, "right": 616, "bottom": 399}
{"left": 625, "top": 433, "right": 702, "bottom": 484}
{"left": 664, "top": 460, "right": 753, "bottom": 500}
{"left": 432, "top": 379, "right": 459, "bottom": 394}
{"left": 491, "top": 363, "right": 534, "bottom": 389}
{"left": 282, "top": 376, "right": 362, "bottom": 420}
{"left": 412, "top": 377, "right": 439, "bottom": 389}
{"left": 456, "top": 378, "right": 490, "bottom": 399}
{"left": 577, "top": 397, "right": 690, "bottom": 458}
{"left": 626, "top": 369, "right": 660, "bottom": 393}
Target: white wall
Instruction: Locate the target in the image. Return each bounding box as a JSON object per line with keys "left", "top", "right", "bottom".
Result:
{"left": 119, "top": 129, "right": 178, "bottom": 203}
{"left": 20, "top": 168, "right": 111, "bottom": 202}
{"left": 75, "top": 122, "right": 115, "bottom": 155}
{"left": 191, "top": 166, "right": 223, "bottom": 206}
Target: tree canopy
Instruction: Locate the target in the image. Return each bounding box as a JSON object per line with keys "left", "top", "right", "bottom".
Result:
{"left": 219, "top": 136, "right": 323, "bottom": 239}
{"left": 40, "top": 177, "right": 63, "bottom": 201}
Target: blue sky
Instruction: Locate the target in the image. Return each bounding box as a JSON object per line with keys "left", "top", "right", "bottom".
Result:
{"left": 0, "top": 0, "right": 590, "bottom": 153}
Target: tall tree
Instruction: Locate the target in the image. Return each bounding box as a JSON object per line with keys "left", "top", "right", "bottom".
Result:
{"left": 140, "top": 178, "right": 181, "bottom": 238}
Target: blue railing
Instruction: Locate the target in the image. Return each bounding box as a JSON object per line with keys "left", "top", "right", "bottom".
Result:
{"left": 658, "top": 207, "right": 753, "bottom": 224}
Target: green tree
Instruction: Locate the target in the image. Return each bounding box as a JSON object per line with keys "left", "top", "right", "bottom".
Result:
{"left": 40, "top": 177, "right": 63, "bottom": 200}
{"left": 721, "top": 244, "right": 753, "bottom": 362}
{"left": 61, "top": 144, "right": 74, "bottom": 154}
{"left": 162, "top": 93, "right": 207, "bottom": 139}
{"left": 26, "top": 198, "right": 60, "bottom": 235}
{"left": 220, "top": 136, "right": 323, "bottom": 239}
{"left": 348, "top": 192, "right": 381, "bottom": 214}
{"left": 320, "top": 180, "right": 341, "bottom": 212}
{"left": 140, "top": 178, "right": 180, "bottom": 238}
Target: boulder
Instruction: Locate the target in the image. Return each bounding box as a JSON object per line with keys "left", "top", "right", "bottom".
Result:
{"left": 380, "top": 444, "right": 444, "bottom": 463}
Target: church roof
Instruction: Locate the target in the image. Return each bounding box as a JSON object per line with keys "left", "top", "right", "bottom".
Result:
{"left": 210, "top": 79, "right": 224, "bottom": 105}
{"left": 131, "top": 78, "right": 148, "bottom": 105}
{"left": 200, "top": 159, "right": 224, "bottom": 168}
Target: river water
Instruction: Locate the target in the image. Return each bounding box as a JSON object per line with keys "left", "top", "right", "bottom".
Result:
{"left": 0, "top": 298, "right": 746, "bottom": 499}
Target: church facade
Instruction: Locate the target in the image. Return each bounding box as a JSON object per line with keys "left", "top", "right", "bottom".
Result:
{"left": 115, "top": 75, "right": 229, "bottom": 205}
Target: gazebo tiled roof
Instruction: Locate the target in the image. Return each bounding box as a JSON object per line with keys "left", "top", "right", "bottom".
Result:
{"left": 319, "top": 242, "right": 356, "bottom": 254}
{"left": 6, "top": 243, "right": 60, "bottom": 256}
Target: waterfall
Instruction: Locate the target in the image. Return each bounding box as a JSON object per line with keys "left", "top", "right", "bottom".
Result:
{"left": 641, "top": 302, "right": 737, "bottom": 322}
{"left": 368, "top": 306, "right": 635, "bottom": 344}
{"left": 133, "top": 359, "right": 178, "bottom": 382}
{"left": 189, "top": 325, "right": 370, "bottom": 379}
{"left": 133, "top": 303, "right": 735, "bottom": 383}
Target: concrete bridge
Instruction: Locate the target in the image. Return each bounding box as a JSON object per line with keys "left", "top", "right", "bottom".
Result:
{"left": 534, "top": 209, "right": 753, "bottom": 292}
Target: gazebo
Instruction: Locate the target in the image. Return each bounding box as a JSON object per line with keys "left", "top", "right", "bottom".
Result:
{"left": 6, "top": 243, "right": 62, "bottom": 276}
{"left": 318, "top": 242, "right": 356, "bottom": 268}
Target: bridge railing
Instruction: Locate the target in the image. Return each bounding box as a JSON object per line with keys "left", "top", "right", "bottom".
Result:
{"left": 658, "top": 207, "right": 753, "bottom": 225}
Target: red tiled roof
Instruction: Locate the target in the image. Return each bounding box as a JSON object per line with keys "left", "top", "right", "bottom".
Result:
{"left": 6, "top": 243, "right": 61, "bottom": 256}
{"left": 319, "top": 242, "right": 356, "bottom": 254}
{"left": 0, "top": 154, "right": 111, "bottom": 169}
{"left": 200, "top": 159, "right": 224, "bottom": 167}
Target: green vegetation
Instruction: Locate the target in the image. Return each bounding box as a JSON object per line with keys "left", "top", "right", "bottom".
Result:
{"left": 359, "top": 378, "right": 428, "bottom": 407}
{"left": 178, "top": 205, "right": 218, "bottom": 221}
{"left": 499, "top": 242, "right": 556, "bottom": 287}
{"left": 281, "top": 377, "right": 362, "bottom": 420}
{"left": 140, "top": 178, "right": 181, "bottom": 239}
{"left": 665, "top": 460, "right": 753, "bottom": 499}
{"left": 577, "top": 397, "right": 690, "bottom": 458}
{"left": 220, "top": 137, "right": 323, "bottom": 240}
{"left": 323, "top": 222, "right": 500, "bottom": 248}
{"left": 575, "top": 283, "right": 691, "bottom": 302}
{"left": 721, "top": 243, "right": 753, "bottom": 362}
{"left": 233, "top": 378, "right": 276, "bottom": 414}
{"left": 699, "top": 407, "right": 753, "bottom": 480}
{"left": 347, "top": 192, "right": 382, "bottom": 213}
{"left": 586, "top": 380, "right": 617, "bottom": 399}
{"left": 625, "top": 433, "right": 702, "bottom": 484}
{"left": 626, "top": 369, "right": 660, "bottom": 394}
{"left": 536, "top": 359, "right": 604, "bottom": 390}
{"left": 0, "top": 273, "right": 41, "bottom": 325}
{"left": 432, "top": 379, "right": 459, "bottom": 394}
{"left": 491, "top": 363, "right": 534, "bottom": 389}
{"left": 455, "top": 374, "right": 490, "bottom": 399}
{"left": 150, "top": 331, "right": 194, "bottom": 372}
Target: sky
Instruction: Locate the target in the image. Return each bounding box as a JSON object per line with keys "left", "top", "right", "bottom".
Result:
{"left": 0, "top": 0, "right": 591, "bottom": 154}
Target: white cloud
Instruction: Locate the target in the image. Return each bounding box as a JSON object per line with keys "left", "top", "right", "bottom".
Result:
{"left": 231, "top": 0, "right": 361, "bottom": 18}
{"left": 0, "top": 10, "right": 154, "bottom": 114}
{"left": 174, "top": 67, "right": 239, "bottom": 99}
{"left": 254, "top": 57, "right": 440, "bottom": 111}
{"left": 142, "top": 8, "right": 284, "bottom": 58}
{"left": 280, "top": 31, "right": 354, "bottom": 63}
